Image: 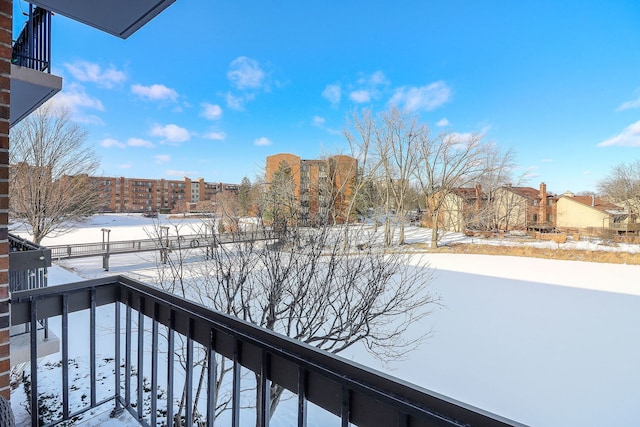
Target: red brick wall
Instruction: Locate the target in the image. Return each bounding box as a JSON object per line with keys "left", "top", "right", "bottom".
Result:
{"left": 0, "top": 0, "right": 10, "bottom": 401}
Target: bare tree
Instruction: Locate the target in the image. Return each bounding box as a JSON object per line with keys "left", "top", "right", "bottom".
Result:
{"left": 153, "top": 219, "right": 439, "bottom": 424}
{"left": 597, "top": 159, "right": 640, "bottom": 217}
{"left": 261, "top": 160, "right": 299, "bottom": 233}
{"left": 414, "top": 132, "right": 494, "bottom": 248}
{"left": 9, "top": 103, "right": 100, "bottom": 243}
{"left": 464, "top": 145, "right": 524, "bottom": 231}
{"left": 237, "top": 176, "right": 255, "bottom": 217}
{"left": 343, "top": 109, "right": 383, "bottom": 243}
{"left": 345, "top": 108, "right": 426, "bottom": 246}
{"left": 374, "top": 108, "right": 424, "bottom": 245}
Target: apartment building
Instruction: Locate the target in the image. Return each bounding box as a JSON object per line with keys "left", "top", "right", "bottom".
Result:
{"left": 265, "top": 153, "right": 357, "bottom": 224}
{"left": 89, "top": 176, "right": 239, "bottom": 213}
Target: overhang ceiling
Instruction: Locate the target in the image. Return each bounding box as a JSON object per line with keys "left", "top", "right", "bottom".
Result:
{"left": 27, "top": 0, "right": 176, "bottom": 39}
{"left": 10, "top": 65, "right": 62, "bottom": 128}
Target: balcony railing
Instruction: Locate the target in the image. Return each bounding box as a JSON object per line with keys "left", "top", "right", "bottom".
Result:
{"left": 12, "top": 5, "right": 52, "bottom": 72}
{"left": 10, "top": 276, "right": 522, "bottom": 427}
{"left": 9, "top": 233, "right": 51, "bottom": 293}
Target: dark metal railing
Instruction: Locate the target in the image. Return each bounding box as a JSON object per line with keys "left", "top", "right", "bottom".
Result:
{"left": 12, "top": 5, "right": 52, "bottom": 72}
{"left": 10, "top": 276, "right": 523, "bottom": 427}
{"left": 47, "top": 231, "right": 275, "bottom": 260}
{"left": 9, "top": 233, "right": 51, "bottom": 292}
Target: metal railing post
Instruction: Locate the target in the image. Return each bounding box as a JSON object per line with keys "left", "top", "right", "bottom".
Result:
{"left": 29, "top": 297, "right": 39, "bottom": 426}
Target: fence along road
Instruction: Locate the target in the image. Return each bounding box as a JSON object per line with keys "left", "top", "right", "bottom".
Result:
{"left": 46, "top": 231, "right": 274, "bottom": 270}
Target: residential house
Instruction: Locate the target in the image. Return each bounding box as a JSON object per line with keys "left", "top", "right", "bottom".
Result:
{"left": 491, "top": 182, "right": 556, "bottom": 231}
{"left": 440, "top": 185, "right": 484, "bottom": 232}
{"left": 556, "top": 193, "right": 639, "bottom": 234}
{"left": 437, "top": 182, "right": 556, "bottom": 233}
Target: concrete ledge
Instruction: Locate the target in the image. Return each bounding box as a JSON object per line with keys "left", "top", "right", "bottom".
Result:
{"left": 10, "top": 326, "right": 60, "bottom": 366}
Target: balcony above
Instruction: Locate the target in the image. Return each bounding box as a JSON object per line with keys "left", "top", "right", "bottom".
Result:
{"left": 10, "top": 64, "right": 62, "bottom": 127}
{"left": 11, "top": 5, "right": 62, "bottom": 128}
{"left": 27, "top": 0, "right": 176, "bottom": 39}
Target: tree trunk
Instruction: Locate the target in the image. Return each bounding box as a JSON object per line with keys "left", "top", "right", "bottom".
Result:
{"left": 431, "top": 212, "right": 439, "bottom": 248}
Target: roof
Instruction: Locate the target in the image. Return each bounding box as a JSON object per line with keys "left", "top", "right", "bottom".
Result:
{"left": 499, "top": 186, "right": 540, "bottom": 199}
{"left": 563, "top": 196, "right": 623, "bottom": 214}
{"left": 451, "top": 187, "right": 483, "bottom": 200}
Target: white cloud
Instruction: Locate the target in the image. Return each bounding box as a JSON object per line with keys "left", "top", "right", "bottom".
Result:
{"left": 312, "top": 116, "right": 326, "bottom": 127}
{"left": 64, "top": 61, "right": 126, "bottom": 88}
{"left": 322, "top": 84, "right": 342, "bottom": 107}
{"left": 52, "top": 83, "right": 104, "bottom": 113}
{"left": 436, "top": 118, "right": 450, "bottom": 127}
{"left": 362, "top": 70, "right": 389, "bottom": 86}
{"left": 150, "top": 124, "right": 191, "bottom": 144}
{"left": 154, "top": 154, "right": 171, "bottom": 164}
{"left": 449, "top": 132, "right": 475, "bottom": 144}
{"left": 389, "top": 81, "right": 451, "bottom": 112}
{"left": 540, "top": 158, "right": 554, "bottom": 163}
{"left": 201, "top": 103, "right": 223, "bottom": 120}
{"left": 226, "top": 92, "right": 255, "bottom": 111}
{"left": 598, "top": 121, "right": 640, "bottom": 147}
{"left": 617, "top": 96, "right": 640, "bottom": 111}
{"left": 349, "top": 90, "right": 371, "bottom": 103}
{"left": 583, "top": 170, "right": 592, "bottom": 176}
{"left": 119, "top": 162, "right": 133, "bottom": 169}
{"left": 203, "top": 131, "right": 227, "bottom": 141}
{"left": 100, "top": 138, "right": 125, "bottom": 149}
{"left": 227, "top": 56, "right": 265, "bottom": 90}
{"left": 127, "top": 138, "right": 154, "bottom": 148}
{"left": 254, "top": 137, "right": 272, "bottom": 146}
{"left": 131, "top": 84, "right": 178, "bottom": 102}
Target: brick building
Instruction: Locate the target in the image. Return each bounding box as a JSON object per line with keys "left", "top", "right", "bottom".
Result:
{"left": 265, "top": 153, "right": 357, "bottom": 224}
{"left": 89, "top": 175, "right": 239, "bottom": 213}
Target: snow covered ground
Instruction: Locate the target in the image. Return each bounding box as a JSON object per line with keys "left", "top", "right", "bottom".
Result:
{"left": 10, "top": 214, "right": 640, "bottom": 426}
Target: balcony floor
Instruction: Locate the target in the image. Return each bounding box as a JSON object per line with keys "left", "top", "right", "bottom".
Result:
{"left": 74, "top": 405, "right": 140, "bottom": 426}
{"left": 11, "top": 400, "right": 141, "bottom": 426}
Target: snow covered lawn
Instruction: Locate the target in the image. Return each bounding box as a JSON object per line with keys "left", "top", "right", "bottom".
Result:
{"left": 10, "top": 214, "right": 640, "bottom": 426}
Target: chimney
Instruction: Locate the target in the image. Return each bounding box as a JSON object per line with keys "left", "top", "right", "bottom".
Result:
{"left": 475, "top": 183, "right": 482, "bottom": 210}
{"left": 539, "top": 182, "right": 547, "bottom": 225}
{"left": 591, "top": 195, "right": 595, "bottom": 207}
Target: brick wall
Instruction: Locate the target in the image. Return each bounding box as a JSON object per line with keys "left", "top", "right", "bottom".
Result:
{"left": 0, "top": 0, "right": 10, "bottom": 401}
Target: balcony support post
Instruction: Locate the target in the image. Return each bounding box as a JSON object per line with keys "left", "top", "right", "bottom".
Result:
{"left": 258, "top": 349, "right": 271, "bottom": 427}
{"left": 125, "top": 295, "right": 132, "bottom": 408}
{"left": 136, "top": 298, "right": 145, "bottom": 420}
{"left": 185, "top": 318, "right": 194, "bottom": 426}
{"left": 62, "top": 294, "right": 70, "bottom": 420}
{"left": 232, "top": 338, "right": 241, "bottom": 427}
{"left": 167, "top": 309, "right": 175, "bottom": 427}
{"left": 111, "top": 300, "right": 123, "bottom": 417}
{"left": 151, "top": 303, "right": 159, "bottom": 426}
{"left": 297, "top": 367, "right": 307, "bottom": 427}
{"left": 90, "top": 288, "right": 97, "bottom": 407}
{"left": 341, "top": 384, "right": 350, "bottom": 427}
{"left": 206, "top": 329, "right": 217, "bottom": 427}
{"left": 29, "top": 298, "right": 39, "bottom": 426}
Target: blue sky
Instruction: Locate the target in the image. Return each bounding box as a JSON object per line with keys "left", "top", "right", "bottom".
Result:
{"left": 15, "top": 0, "right": 640, "bottom": 194}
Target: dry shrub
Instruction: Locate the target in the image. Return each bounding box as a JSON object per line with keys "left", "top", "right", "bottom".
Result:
{"left": 444, "top": 244, "right": 640, "bottom": 265}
